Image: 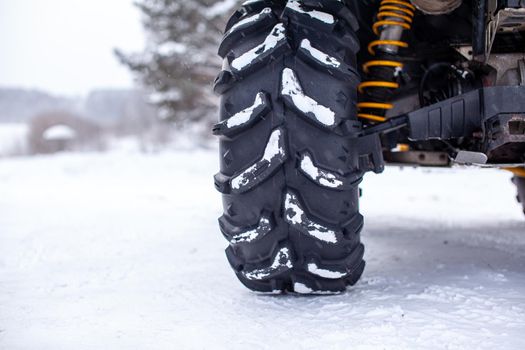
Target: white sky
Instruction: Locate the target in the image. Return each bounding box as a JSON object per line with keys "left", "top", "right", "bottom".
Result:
{"left": 0, "top": 0, "right": 145, "bottom": 96}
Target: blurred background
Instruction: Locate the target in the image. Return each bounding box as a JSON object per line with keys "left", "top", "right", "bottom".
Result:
{"left": 0, "top": 0, "right": 239, "bottom": 157}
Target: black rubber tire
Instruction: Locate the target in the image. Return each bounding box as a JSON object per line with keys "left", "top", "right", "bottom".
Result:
{"left": 213, "top": 0, "right": 366, "bottom": 294}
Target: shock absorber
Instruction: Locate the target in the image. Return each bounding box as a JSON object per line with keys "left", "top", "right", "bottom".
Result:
{"left": 358, "top": 0, "right": 415, "bottom": 123}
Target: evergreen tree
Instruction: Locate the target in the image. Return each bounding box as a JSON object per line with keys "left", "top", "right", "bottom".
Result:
{"left": 116, "top": 0, "right": 239, "bottom": 124}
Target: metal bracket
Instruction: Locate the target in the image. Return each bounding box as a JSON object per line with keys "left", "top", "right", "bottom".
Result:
{"left": 486, "top": 5, "right": 525, "bottom": 61}
{"left": 384, "top": 151, "right": 450, "bottom": 166}
{"left": 453, "top": 151, "right": 488, "bottom": 165}
{"left": 405, "top": 86, "right": 525, "bottom": 141}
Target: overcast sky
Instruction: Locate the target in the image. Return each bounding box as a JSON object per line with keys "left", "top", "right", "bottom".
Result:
{"left": 0, "top": 0, "right": 145, "bottom": 96}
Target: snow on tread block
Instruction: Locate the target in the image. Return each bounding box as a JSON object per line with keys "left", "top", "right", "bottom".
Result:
{"left": 223, "top": 0, "right": 273, "bottom": 33}
{"left": 228, "top": 23, "right": 290, "bottom": 78}
{"left": 241, "top": 246, "right": 293, "bottom": 280}
{"left": 281, "top": 68, "right": 338, "bottom": 129}
{"left": 299, "top": 39, "right": 341, "bottom": 68}
{"left": 230, "top": 127, "right": 287, "bottom": 194}
{"left": 219, "top": 211, "right": 274, "bottom": 245}
{"left": 213, "top": 92, "right": 271, "bottom": 136}
{"left": 241, "top": 0, "right": 267, "bottom": 5}
{"left": 225, "top": 7, "right": 273, "bottom": 37}
{"left": 286, "top": 0, "right": 360, "bottom": 54}
{"left": 291, "top": 274, "right": 346, "bottom": 294}
{"left": 299, "top": 151, "right": 350, "bottom": 190}
{"left": 307, "top": 261, "right": 348, "bottom": 279}
{"left": 297, "top": 39, "right": 359, "bottom": 82}
{"left": 292, "top": 282, "right": 341, "bottom": 294}
{"left": 284, "top": 190, "right": 343, "bottom": 244}
{"left": 218, "top": 8, "right": 276, "bottom": 58}
{"left": 302, "top": 0, "right": 359, "bottom": 31}
{"left": 305, "top": 243, "right": 365, "bottom": 279}
{"left": 241, "top": 0, "right": 274, "bottom": 11}
{"left": 283, "top": 0, "right": 336, "bottom": 31}
{"left": 236, "top": 274, "right": 287, "bottom": 294}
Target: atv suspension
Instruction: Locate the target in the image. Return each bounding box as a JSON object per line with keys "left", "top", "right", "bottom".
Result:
{"left": 358, "top": 0, "right": 415, "bottom": 123}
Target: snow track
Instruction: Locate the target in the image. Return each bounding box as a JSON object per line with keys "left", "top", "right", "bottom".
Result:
{"left": 1, "top": 151, "right": 525, "bottom": 349}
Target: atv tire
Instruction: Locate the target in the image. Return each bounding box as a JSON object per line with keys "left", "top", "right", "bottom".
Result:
{"left": 213, "top": 0, "right": 369, "bottom": 294}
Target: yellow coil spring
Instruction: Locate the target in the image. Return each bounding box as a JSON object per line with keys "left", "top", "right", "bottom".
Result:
{"left": 357, "top": 0, "right": 415, "bottom": 122}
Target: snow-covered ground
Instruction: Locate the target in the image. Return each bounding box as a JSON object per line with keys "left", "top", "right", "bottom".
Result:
{"left": 1, "top": 150, "right": 524, "bottom": 349}
{"left": 0, "top": 124, "right": 28, "bottom": 157}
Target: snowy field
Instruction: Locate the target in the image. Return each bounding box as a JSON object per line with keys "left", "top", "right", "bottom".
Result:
{"left": 1, "top": 150, "right": 525, "bottom": 349}
{"left": 0, "top": 124, "right": 28, "bottom": 157}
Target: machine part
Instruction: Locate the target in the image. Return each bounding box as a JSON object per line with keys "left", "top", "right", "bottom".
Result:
{"left": 410, "top": 0, "right": 462, "bottom": 14}
{"left": 418, "top": 63, "right": 475, "bottom": 106}
{"left": 508, "top": 165, "right": 525, "bottom": 216}
{"left": 493, "top": 7, "right": 525, "bottom": 32}
{"left": 454, "top": 151, "right": 488, "bottom": 164}
{"left": 359, "top": 113, "right": 409, "bottom": 137}
{"left": 506, "top": 167, "right": 525, "bottom": 177}
{"left": 512, "top": 175, "right": 525, "bottom": 215}
{"left": 213, "top": 1, "right": 384, "bottom": 294}
{"left": 472, "top": 0, "right": 487, "bottom": 61}
{"left": 486, "top": 53, "right": 525, "bottom": 85}
{"left": 406, "top": 86, "right": 525, "bottom": 144}
{"left": 504, "top": 167, "right": 525, "bottom": 214}
{"left": 484, "top": 113, "right": 525, "bottom": 162}
{"left": 385, "top": 93, "right": 420, "bottom": 117}
{"left": 384, "top": 150, "right": 450, "bottom": 166}
{"left": 485, "top": 0, "right": 498, "bottom": 60}
{"left": 358, "top": 0, "right": 415, "bottom": 122}
{"left": 486, "top": 5, "right": 525, "bottom": 60}
{"left": 489, "top": 8, "right": 525, "bottom": 34}
{"left": 455, "top": 45, "right": 473, "bottom": 60}
{"left": 405, "top": 85, "right": 525, "bottom": 164}
{"left": 451, "top": 154, "right": 525, "bottom": 168}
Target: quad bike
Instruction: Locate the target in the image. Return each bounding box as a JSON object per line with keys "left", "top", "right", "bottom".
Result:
{"left": 213, "top": 0, "right": 525, "bottom": 293}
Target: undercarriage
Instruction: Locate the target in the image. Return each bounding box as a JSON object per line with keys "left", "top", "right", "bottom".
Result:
{"left": 352, "top": 0, "right": 525, "bottom": 169}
